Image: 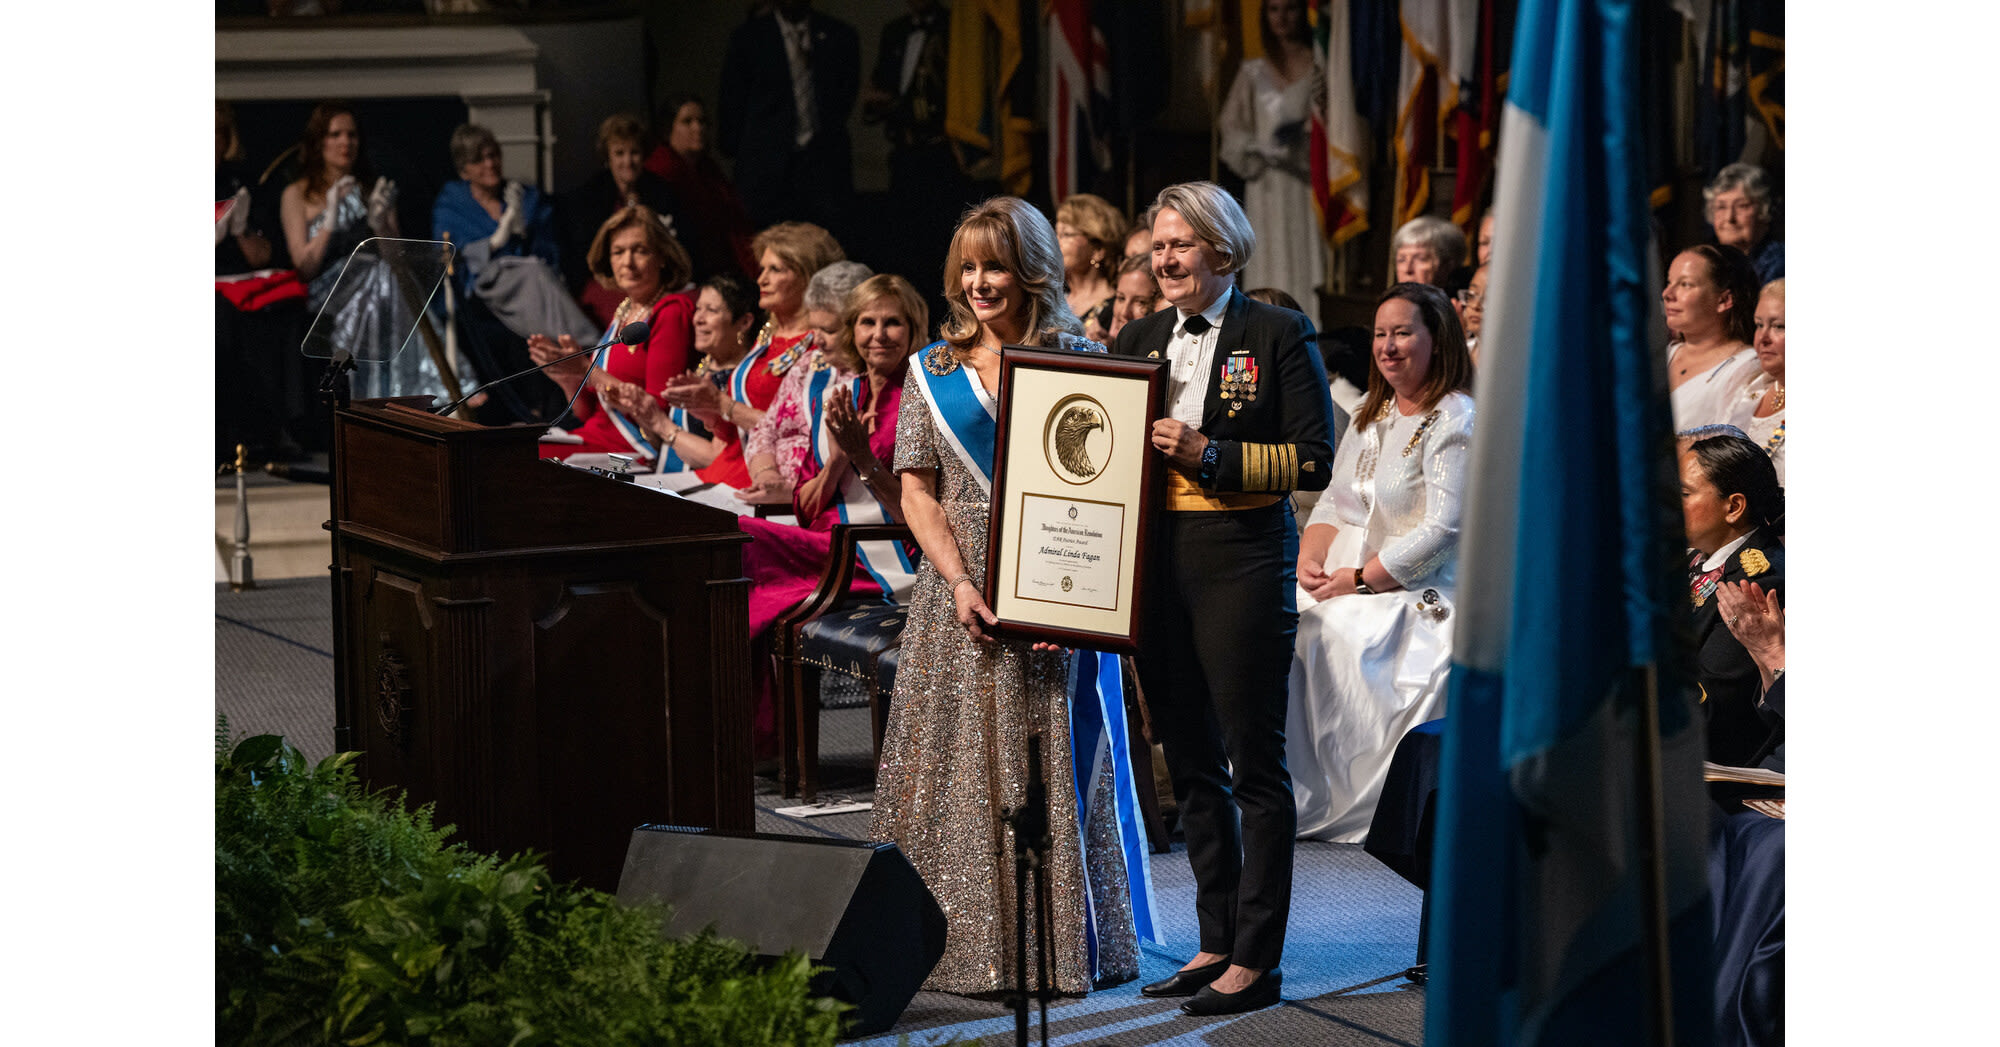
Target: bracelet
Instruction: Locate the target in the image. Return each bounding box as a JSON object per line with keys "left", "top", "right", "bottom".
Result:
{"left": 1352, "top": 567, "right": 1375, "bottom": 595}
{"left": 662, "top": 427, "right": 680, "bottom": 448}
{"left": 946, "top": 573, "right": 973, "bottom": 593}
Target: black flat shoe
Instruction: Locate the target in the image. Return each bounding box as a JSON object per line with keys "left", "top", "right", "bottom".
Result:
{"left": 1139, "top": 958, "right": 1231, "bottom": 998}
{"left": 1180, "top": 968, "right": 1282, "bottom": 1016}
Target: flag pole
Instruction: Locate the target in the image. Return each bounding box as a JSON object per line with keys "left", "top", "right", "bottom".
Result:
{"left": 1634, "top": 663, "right": 1676, "bottom": 1047}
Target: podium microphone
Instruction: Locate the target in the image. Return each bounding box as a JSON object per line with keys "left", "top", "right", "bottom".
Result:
{"left": 431, "top": 321, "right": 651, "bottom": 418}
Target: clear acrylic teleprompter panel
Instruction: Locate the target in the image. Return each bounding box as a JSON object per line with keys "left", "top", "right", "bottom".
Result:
{"left": 300, "top": 237, "right": 453, "bottom": 362}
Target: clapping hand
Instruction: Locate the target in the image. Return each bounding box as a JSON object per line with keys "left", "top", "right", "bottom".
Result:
{"left": 601, "top": 382, "right": 662, "bottom": 427}
{"left": 328, "top": 174, "right": 359, "bottom": 209}
{"left": 527, "top": 333, "right": 590, "bottom": 381}
{"left": 665, "top": 374, "right": 726, "bottom": 418}
{"left": 1716, "top": 580, "right": 1784, "bottom": 669}
{"left": 824, "top": 392, "right": 875, "bottom": 463}
{"left": 366, "top": 177, "right": 398, "bottom": 234}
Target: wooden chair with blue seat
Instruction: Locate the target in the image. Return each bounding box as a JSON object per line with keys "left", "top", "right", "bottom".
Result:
{"left": 772, "top": 522, "right": 915, "bottom": 800}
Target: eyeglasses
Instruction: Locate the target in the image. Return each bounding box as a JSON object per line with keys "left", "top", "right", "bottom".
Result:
{"left": 1456, "top": 290, "right": 1485, "bottom": 308}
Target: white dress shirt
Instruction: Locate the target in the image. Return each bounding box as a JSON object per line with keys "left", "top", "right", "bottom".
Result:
{"left": 1165, "top": 293, "right": 1230, "bottom": 428}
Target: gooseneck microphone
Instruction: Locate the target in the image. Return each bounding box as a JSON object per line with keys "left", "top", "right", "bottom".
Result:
{"left": 431, "top": 320, "right": 651, "bottom": 417}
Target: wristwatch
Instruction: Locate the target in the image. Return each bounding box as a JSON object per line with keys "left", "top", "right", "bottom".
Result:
{"left": 1197, "top": 442, "right": 1220, "bottom": 486}
{"left": 1353, "top": 567, "right": 1374, "bottom": 595}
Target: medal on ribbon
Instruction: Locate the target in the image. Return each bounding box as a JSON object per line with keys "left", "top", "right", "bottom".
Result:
{"left": 1220, "top": 352, "right": 1259, "bottom": 416}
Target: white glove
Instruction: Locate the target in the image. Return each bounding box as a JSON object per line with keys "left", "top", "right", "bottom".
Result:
{"left": 366, "top": 177, "right": 398, "bottom": 234}
{"left": 328, "top": 174, "right": 359, "bottom": 211}
{"left": 489, "top": 181, "right": 527, "bottom": 250}
{"left": 230, "top": 187, "right": 252, "bottom": 236}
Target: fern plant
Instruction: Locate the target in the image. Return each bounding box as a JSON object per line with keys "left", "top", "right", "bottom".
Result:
{"left": 215, "top": 721, "right": 847, "bottom": 1046}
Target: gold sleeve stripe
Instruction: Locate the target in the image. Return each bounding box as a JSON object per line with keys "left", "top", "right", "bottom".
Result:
{"left": 1236, "top": 443, "right": 1311, "bottom": 491}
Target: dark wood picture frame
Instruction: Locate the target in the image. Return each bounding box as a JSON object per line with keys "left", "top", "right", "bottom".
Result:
{"left": 983, "top": 345, "right": 1167, "bottom": 653}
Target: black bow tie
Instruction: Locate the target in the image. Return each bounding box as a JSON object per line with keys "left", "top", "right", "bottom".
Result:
{"left": 1181, "top": 314, "right": 1212, "bottom": 336}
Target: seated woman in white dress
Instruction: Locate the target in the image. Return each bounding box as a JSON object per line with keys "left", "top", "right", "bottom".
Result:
{"left": 1662, "top": 243, "right": 1760, "bottom": 429}
{"left": 1727, "top": 278, "right": 1785, "bottom": 487}
{"left": 1287, "top": 282, "right": 1475, "bottom": 842}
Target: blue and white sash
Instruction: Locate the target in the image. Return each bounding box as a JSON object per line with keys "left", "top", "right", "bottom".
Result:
{"left": 1069, "top": 650, "right": 1163, "bottom": 962}
{"left": 812, "top": 374, "right": 916, "bottom": 602}
{"left": 649, "top": 403, "right": 698, "bottom": 473}
{"left": 728, "top": 337, "right": 769, "bottom": 405}
{"left": 907, "top": 343, "right": 997, "bottom": 496}
{"left": 592, "top": 318, "right": 658, "bottom": 460}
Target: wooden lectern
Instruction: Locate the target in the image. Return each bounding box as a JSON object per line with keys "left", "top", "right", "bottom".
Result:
{"left": 329, "top": 399, "right": 753, "bottom": 890}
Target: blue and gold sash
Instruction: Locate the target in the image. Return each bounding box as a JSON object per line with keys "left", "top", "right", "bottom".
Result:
{"left": 908, "top": 342, "right": 997, "bottom": 496}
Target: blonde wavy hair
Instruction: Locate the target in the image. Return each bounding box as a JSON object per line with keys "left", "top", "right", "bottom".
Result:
{"left": 939, "top": 197, "right": 1082, "bottom": 356}
{"left": 826, "top": 274, "right": 930, "bottom": 374}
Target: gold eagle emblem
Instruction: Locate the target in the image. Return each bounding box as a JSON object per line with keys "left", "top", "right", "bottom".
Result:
{"left": 1054, "top": 404, "right": 1104, "bottom": 478}
{"left": 1739, "top": 549, "right": 1770, "bottom": 577}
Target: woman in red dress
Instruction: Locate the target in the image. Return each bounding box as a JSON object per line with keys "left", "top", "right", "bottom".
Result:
{"left": 528, "top": 205, "right": 696, "bottom": 462}
{"left": 665, "top": 221, "right": 844, "bottom": 488}
{"left": 644, "top": 94, "right": 757, "bottom": 280}
{"left": 737, "top": 273, "right": 927, "bottom": 751}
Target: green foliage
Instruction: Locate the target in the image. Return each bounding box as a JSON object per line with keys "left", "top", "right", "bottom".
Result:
{"left": 215, "top": 721, "right": 846, "bottom": 1046}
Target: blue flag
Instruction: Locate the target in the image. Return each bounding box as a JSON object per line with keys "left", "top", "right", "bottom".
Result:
{"left": 1425, "top": 0, "right": 1714, "bottom": 1044}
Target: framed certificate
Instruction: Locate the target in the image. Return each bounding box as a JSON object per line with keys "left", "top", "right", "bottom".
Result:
{"left": 984, "top": 345, "right": 1167, "bottom": 652}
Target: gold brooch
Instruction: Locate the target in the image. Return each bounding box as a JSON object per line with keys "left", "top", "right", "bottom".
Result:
{"left": 1740, "top": 549, "right": 1770, "bottom": 577}
{"left": 923, "top": 343, "right": 960, "bottom": 376}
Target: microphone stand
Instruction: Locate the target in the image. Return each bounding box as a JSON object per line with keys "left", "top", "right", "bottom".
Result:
{"left": 1004, "top": 735, "right": 1054, "bottom": 1047}
{"left": 430, "top": 324, "right": 647, "bottom": 418}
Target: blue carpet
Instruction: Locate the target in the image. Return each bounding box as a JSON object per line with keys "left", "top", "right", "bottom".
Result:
{"left": 219, "top": 577, "right": 1429, "bottom": 1044}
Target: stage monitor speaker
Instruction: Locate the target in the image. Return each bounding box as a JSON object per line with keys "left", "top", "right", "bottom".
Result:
{"left": 617, "top": 824, "right": 946, "bottom": 1036}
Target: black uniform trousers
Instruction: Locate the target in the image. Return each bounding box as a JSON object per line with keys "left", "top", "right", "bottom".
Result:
{"left": 1134, "top": 500, "right": 1299, "bottom": 970}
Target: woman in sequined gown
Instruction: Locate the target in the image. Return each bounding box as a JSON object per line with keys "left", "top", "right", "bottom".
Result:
{"left": 873, "top": 197, "right": 1140, "bottom": 996}
{"left": 1287, "top": 283, "right": 1475, "bottom": 842}
{"left": 280, "top": 102, "right": 455, "bottom": 401}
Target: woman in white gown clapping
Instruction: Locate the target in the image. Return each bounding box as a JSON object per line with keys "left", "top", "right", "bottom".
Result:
{"left": 1287, "top": 282, "right": 1475, "bottom": 842}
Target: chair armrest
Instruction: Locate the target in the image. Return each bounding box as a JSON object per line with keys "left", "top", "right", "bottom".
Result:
{"left": 772, "top": 523, "right": 916, "bottom": 638}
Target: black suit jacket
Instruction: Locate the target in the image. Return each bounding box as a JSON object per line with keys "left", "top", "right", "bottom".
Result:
{"left": 870, "top": 8, "right": 950, "bottom": 148}
{"left": 717, "top": 10, "right": 861, "bottom": 207}
{"left": 1691, "top": 528, "right": 1785, "bottom": 767}
{"left": 1109, "top": 286, "right": 1337, "bottom": 494}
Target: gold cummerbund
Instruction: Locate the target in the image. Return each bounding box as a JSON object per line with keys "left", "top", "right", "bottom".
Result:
{"left": 1163, "top": 467, "right": 1284, "bottom": 512}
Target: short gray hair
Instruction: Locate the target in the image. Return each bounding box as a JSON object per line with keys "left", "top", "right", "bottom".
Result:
{"left": 449, "top": 123, "right": 500, "bottom": 172}
{"left": 804, "top": 260, "right": 874, "bottom": 315}
{"left": 1390, "top": 216, "right": 1466, "bottom": 274}
{"left": 1151, "top": 181, "right": 1255, "bottom": 275}
{"left": 1703, "top": 162, "right": 1775, "bottom": 222}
